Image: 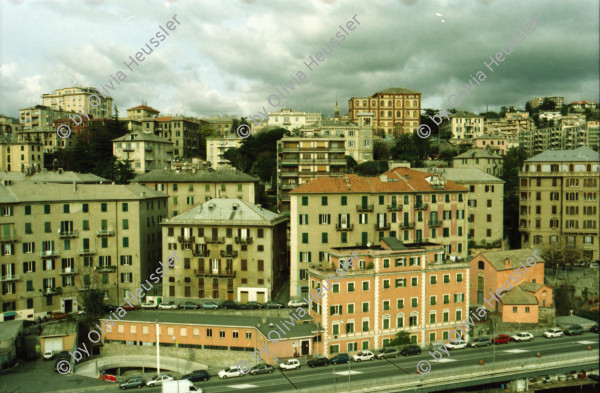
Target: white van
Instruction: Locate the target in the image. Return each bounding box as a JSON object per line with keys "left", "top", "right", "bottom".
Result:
{"left": 162, "top": 380, "right": 200, "bottom": 393}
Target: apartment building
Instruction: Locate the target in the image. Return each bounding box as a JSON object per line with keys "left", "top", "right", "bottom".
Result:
{"left": 0, "top": 170, "right": 105, "bottom": 185}
{"left": 523, "top": 124, "right": 590, "bottom": 157}
{"left": 568, "top": 101, "right": 598, "bottom": 112}
{"left": 289, "top": 167, "right": 469, "bottom": 299}
{"left": 113, "top": 131, "right": 173, "bottom": 174}
{"left": 41, "top": 86, "right": 113, "bottom": 119}
{"left": 453, "top": 148, "right": 504, "bottom": 177}
{"left": 124, "top": 104, "right": 160, "bottom": 132}
{"left": 141, "top": 116, "right": 202, "bottom": 159}
{"left": 527, "top": 96, "right": 564, "bottom": 109}
{"left": 441, "top": 111, "right": 484, "bottom": 143}
{"left": 0, "top": 116, "right": 23, "bottom": 136}
{"left": 472, "top": 134, "right": 508, "bottom": 155}
{"left": 206, "top": 135, "right": 244, "bottom": 169}
{"left": 588, "top": 121, "right": 599, "bottom": 149}
{"left": 205, "top": 116, "right": 236, "bottom": 136}
{"left": 276, "top": 137, "right": 347, "bottom": 215}
{"left": 18, "top": 105, "right": 73, "bottom": 131}
{"left": 160, "top": 199, "right": 288, "bottom": 303}
{"left": 308, "top": 239, "right": 469, "bottom": 354}
{"left": 348, "top": 88, "right": 421, "bottom": 137}
{"left": 469, "top": 249, "right": 552, "bottom": 323}
{"left": 416, "top": 168, "right": 504, "bottom": 247}
{"left": 0, "top": 138, "right": 44, "bottom": 174}
{"left": 15, "top": 127, "right": 74, "bottom": 154}
{"left": 0, "top": 183, "right": 168, "bottom": 316}
{"left": 267, "top": 108, "right": 322, "bottom": 131}
{"left": 518, "top": 147, "right": 600, "bottom": 262}
{"left": 132, "top": 168, "right": 258, "bottom": 217}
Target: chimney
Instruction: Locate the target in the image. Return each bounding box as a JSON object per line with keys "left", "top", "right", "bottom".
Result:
{"left": 504, "top": 258, "right": 511, "bottom": 268}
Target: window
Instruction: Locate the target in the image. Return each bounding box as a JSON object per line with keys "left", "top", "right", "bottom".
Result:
{"left": 348, "top": 282, "right": 355, "bottom": 293}
{"left": 430, "top": 296, "right": 436, "bottom": 305}
{"left": 430, "top": 276, "right": 437, "bottom": 285}
{"left": 332, "top": 284, "right": 339, "bottom": 293}
{"left": 478, "top": 261, "right": 484, "bottom": 270}
{"left": 101, "top": 203, "right": 107, "bottom": 212}
{"left": 302, "top": 196, "right": 308, "bottom": 206}
{"left": 443, "top": 294, "right": 450, "bottom": 304}
{"left": 25, "top": 223, "right": 32, "bottom": 234}
{"left": 299, "top": 214, "right": 308, "bottom": 225}
{"left": 25, "top": 205, "right": 31, "bottom": 215}
{"left": 341, "top": 196, "right": 347, "bottom": 205}
{"left": 443, "top": 274, "right": 450, "bottom": 283}
{"left": 397, "top": 299, "right": 404, "bottom": 309}
{"left": 383, "top": 300, "right": 390, "bottom": 310}
{"left": 362, "top": 281, "right": 369, "bottom": 290}
{"left": 207, "top": 329, "right": 212, "bottom": 337}
{"left": 44, "top": 222, "right": 51, "bottom": 233}
{"left": 430, "top": 313, "right": 436, "bottom": 324}
{"left": 302, "top": 233, "right": 308, "bottom": 243}
{"left": 395, "top": 278, "right": 406, "bottom": 288}
{"left": 321, "top": 233, "right": 328, "bottom": 243}
{"left": 411, "top": 298, "right": 418, "bottom": 307}
{"left": 122, "top": 219, "right": 129, "bottom": 230}
{"left": 347, "top": 304, "right": 354, "bottom": 314}
{"left": 383, "top": 258, "right": 390, "bottom": 268}
{"left": 321, "top": 196, "right": 328, "bottom": 206}
{"left": 383, "top": 279, "right": 390, "bottom": 289}
{"left": 362, "top": 302, "right": 369, "bottom": 312}
{"left": 362, "top": 320, "right": 369, "bottom": 332}
{"left": 44, "top": 205, "right": 50, "bottom": 214}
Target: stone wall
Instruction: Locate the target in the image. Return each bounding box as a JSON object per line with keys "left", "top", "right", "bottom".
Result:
{"left": 545, "top": 268, "right": 600, "bottom": 301}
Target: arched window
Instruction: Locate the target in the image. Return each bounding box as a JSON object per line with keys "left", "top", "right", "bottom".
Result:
{"left": 388, "top": 100, "right": 392, "bottom": 107}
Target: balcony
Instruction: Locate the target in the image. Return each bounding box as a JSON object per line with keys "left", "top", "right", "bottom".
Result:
{"left": 415, "top": 203, "right": 429, "bottom": 211}
{"left": 281, "top": 171, "right": 299, "bottom": 177}
{"left": 374, "top": 223, "right": 391, "bottom": 231}
{"left": 220, "top": 250, "right": 239, "bottom": 258}
{"left": 356, "top": 204, "right": 374, "bottom": 212}
{"left": 194, "top": 269, "right": 236, "bottom": 278}
{"left": 0, "top": 274, "right": 20, "bottom": 282}
{"left": 0, "top": 231, "right": 17, "bottom": 243}
{"left": 44, "top": 287, "right": 62, "bottom": 295}
{"left": 78, "top": 249, "right": 97, "bottom": 256}
{"left": 192, "top": 248, "right": 210, "bottom": 257}
{"left": 96, "top": 229, "right": 115, "bottom": 237}
{"left": 428, "top": 220, "right": 443, "bottom": 228}
{"left": 145, "top": 146, "right": 153, "bottom": 152}
{"left": 95, "top": 265, "right": 116, "bottom": 273}
{"left": 58, "top": 230, "right": 78, "bottom": 238}
{"left": 281, "top": 158, "right": 299, "bottom": 165}
{"left": 235, "top": 237, "right": 253, "bottom": 245}
{"left": 335, "top": 223, "right": 354, "bottom": 231}
{"left": 122, "top": 147, "right": 134, "bottom": 152}
{"left": 178, "top": 236, "right": 196, "bottom": 244}
{"left": 206, "top": 237, "right": 225, "bottom": 244}
{"left": 399, "top": 222, "right": 415, "bottom": 229}
{"left": 39, "top": 250, "right": 60, "bottom": 258}
{"left": 282, "top": 183, "right": 298, "bottom": 190}
{"left": 387, "top": 204, "right": 403, "bottom": 212}
{"left": 59, "top": 268, "right": 78, "bottom": 275}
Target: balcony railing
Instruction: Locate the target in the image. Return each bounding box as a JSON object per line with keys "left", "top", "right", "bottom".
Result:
{"left": 122, "top": 147, "right": 134, "bottom": 152}
{"left": 44, "top": 287, "right": 62, "bottom": 295}
{"left": 192, "top": 249, "right": 210, "bottom": 257}
{"left": 220, "top": 250, "right": 239, "bottom": 258}
{"left": 387, "top": 204, "right": 403, "bottom": 212}
{"left": 374, "top": 223, "right": 391, "bottom": 230}
{"left": 415, "top": 204, "right": 429, "bottom": 211}
{"left": 194, "top": 269, "right": 236, "bottom": 278}
{"left": 356, "top": 204, "right": 374, "bottom": 212}
{"left": 0, "top": 231, "right": 18, "bottom": 243}
{"left": 58, "top": 230, "right": 78, "bottom": 238}
{"left": 206, "top": 237, "right": 225, "bottom": 244}
{"left": 96, "top": 230, "right": 115, "bottom": 237}
{"left": 39, "top": 250, "right": 60, "bottom": 258}
{"left": 235, "top": 237, "right": 253, "bottom": 245}
{"left": 94, "top": 265, "right": 116, "bottom": 273}
{"left": 0, "top": 274, "right": 20, "bottom": 282}
{"left": 281, "top": 171, "right": 299, "bottom": 177}
{"left": 335, "top": 224, "right": 354, "bottom": 231}
{"left": 78, "top": 249, "right": 97, "bottom": 256}
{"left": 178, "top": 236, "right": 196, "bottom": 244}
{"left": 282, "top": 184, "right": 297, "bottom": 190}
{"left": 428, "top": 220, "right": 443, "bottom": 228}
{"left": 399, "top": 222, "right": 415, "bottom": 229}
{"left": 59, "top": 268, "right": 78, "bottom": 275}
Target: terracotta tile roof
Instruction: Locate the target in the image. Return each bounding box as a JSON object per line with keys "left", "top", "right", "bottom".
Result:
{"left": 289, "top": 168, "right": 468, "bottom": 194}
{"left": 128, "top": 105, "right": 160, "bottom": 113}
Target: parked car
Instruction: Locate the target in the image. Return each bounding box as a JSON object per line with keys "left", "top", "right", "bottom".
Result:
{"left": 181, "top": 370, "right": 210, "bottom": 382}
{"left": 43, "top": 351, "right": 54, "bottom": 360}
{"left": 179, "top": 302, "right": 199, "bottom": 310}
{"left": 119, "top": 376, "right": 144, "bottom": 390}
{"left": 543, "top": 328, "right": 564, "bottom": 338}
{"left": 376, "top": 348, "right": 399, "bottom": 359}
{"left": 512, "top": 332, "right": 534, "bottom": 342}
{"left": 279, "top": 359, "right": 301, "bottom": 370}
{"left": 287, "top": 299, "right": 307, "bottom": 308}
{"left": 221, "top": 301, "right": 237, "bottom": 309}
{"left": 202, "top": 301, "right": 219, "bottom": 310}
{"left": 469, "top": 337, "right": 492, "bottom": 347}
{"left": 247, "top": 301, "right": 264, "bottom": 309}
{"left": 330, "top": 353, "right": 350, "bottom": 364}
{"left": 120, "top": 303, "right": 140, "bottom": 311}
{"left": 235, "top": 303, "right": 249, "bottom": 310}
{"left": 400, "top": 345, "right": 422, "bottom": 356}
{"left": 493, "top": 334, "right": 512, "bottom": 344}
{"left": 590, "top": 262, "right": 599, "bottom": 268}
{"left": 352, "top": 351, "right": 375, "bottom": 361}
{"left": 591, "top": 323, "right": 599, "bottom": 333}
{"left": 49, "top": 311, "right": 68, "bottom": 320}
{"left": 218, "top": 366, "right": 244, "bottom": 379}
{"left": 308, "top": 356, "right": 330, "bottom": 367}
{"left": 141, "top": 301, "right": 157, "bottom": 309}
{"left": 146, "top": 374, "right": 174, "bottom": 387}
{"left": 265, "top": 300, "right": 284, "bottom": 309}
{"left": 158, "top": 302, "right": 178, "bottom": 310}
{"left": 446, "top": 340, "right": 468, "bottom": 350}
{"left": 249, "top": 364, "right": 274, "bottom": 375}
{"left": 565, "top": 325, "right": 584, "bottom": 336}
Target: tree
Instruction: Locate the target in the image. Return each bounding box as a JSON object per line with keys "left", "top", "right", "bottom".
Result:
{"left": 79, "top": 289, "right": 105, "bottom": 316}
{"left": 538, "top": 98, "right": 556, "bottom": 111}
{"left": 356, "top": 161, "right": 388, "bottom": 176}
{"left": 346, "top": 156, "right": 358, "bottom": 173}
{"left": 386, "top": 331, "right": 411, "bottom": 347}
{"left": 373, "top": 141, "right": 391, "bottom": 161}
{"left": 391, "top": 133, "right": 431, "bottom": 167}
{"left": 438, "top": 149, "right": 456, "bottom": 163}
{"left": 501, "top": 147, "right": 528, "bottom": 247}
{"left": 251, "top": 152, "right": 276, "bottom": 185}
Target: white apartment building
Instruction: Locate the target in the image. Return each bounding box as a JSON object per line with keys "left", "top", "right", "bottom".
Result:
{"left": 206, "top": 135, "right": 244, "bottom": 169}
{"left": 267, "top": 108, "right": 322, "bottom": 131}
{"left": 441, "top": 111, "right": 484, "bottom": 142}
{"left": 113, "top": 132, "right": 174, "bottom": 174}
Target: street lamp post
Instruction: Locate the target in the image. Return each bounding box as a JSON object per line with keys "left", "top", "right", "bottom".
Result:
{"left": 172, "top": 336, "right": 178, "bottom": 374}
{"left": 490, "top": 317, "right": 497, "bottom": 369}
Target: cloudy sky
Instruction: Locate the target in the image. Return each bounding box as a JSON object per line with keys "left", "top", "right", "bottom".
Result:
{"left": 1, "top": 0, "right": 598, "bottom": 121}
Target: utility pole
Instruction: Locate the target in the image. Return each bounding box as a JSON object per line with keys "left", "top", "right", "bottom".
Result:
{"left": 156, "top": 321, "right": 160, "bottom": 375}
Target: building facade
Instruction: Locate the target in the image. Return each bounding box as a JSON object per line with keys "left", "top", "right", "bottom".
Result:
{"left": 160, "top": 199, "right": 288, "bottom": 303}
{"left": 113, "top": 132, "right": 174, "bottom": 174}
{"left": 19, "top": 105, "right": 74, "bottom": 131}
{"left": 41, "top": 87, "right": 113, "bottom": 119}
{"left": 141, "top": 116, "right": 202, "bottom": 159}
{"left": 267, "top": 108, "right": 322, "bottom": 131}
{"left": 441, "top": 111, "right": 484, "bottom": 142}
{"left": 518, "top": 147, "right": 600, "bottom": 262}
{"left": 206, "top": 135, "right": 244, "bottom": 169}
{"left": 453, "top": 148, "right": 503, "bottom": 177}
{"left": 288, "top": 168, "right": 469, "bottom": 299}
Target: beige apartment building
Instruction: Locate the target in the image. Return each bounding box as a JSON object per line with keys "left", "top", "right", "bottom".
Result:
{"left": 527, "top": 96, "right": 564, "bottom": 109}
{"left": 519, "top": 147, "right": 600, "bottom": 262}
{"left": 113, "top": 131, "right": 174, "bottom": 174}
{"left": 453, "top": 148, "right": 504, "bottom": 177}
{"left": 205, "top": 116, "right": 236, "bottom": 136}
{"left": 523, "top": 125, "right": 589, "bottom": 156}
{"left": 41, "top": 86, "right": 113, "bottom": 119}
{"left": 348, "top": 88, "right": 421, "bottom": 137}
{"left": 160, "top": 198, "right": 288, "bottom": 303}
{"left": 19, "top": 105, "right": 73, "bottom": 131}
{"left": 472, "top": 134, "right": 508, "bottom": 155}
{"left": 141, "top": 116, "right": 202, "bottom": 159}
{"left": 0, "top": 116, "right": 23, "bottom": 136}
{"left": 206, "top": 135, "right": 244, "bottom": 169}
{"left": 417, "top": 168, "right": 504, "bottom": 248}
{"left": 441, "top": 111, "right": 484, "bottom": 143}
{"left": 132, "top": 168, "right": 258, "bottom": 217}
{"left": 0, "top": 183, "right": 167, "bottom": 316}
{"left": 123, "top": 104, "right": 160, "bottom": 132}
{"left": 288, "top": 167, "right": 469, "bottom": 299}
{"left": 0, "top": 138, "right": 44, "bottom": 174}
{"left": 267, "top": 108, "right": 322, "bottom": 131}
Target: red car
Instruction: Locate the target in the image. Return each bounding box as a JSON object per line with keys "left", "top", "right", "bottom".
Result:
{"left": 121, "top": 304, "right": 140, "bottom": 311}
{"left": 493, "top": 334, "right": 512, "bottom": 344}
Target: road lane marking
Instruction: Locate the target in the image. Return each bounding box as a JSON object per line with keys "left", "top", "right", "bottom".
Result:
{"left": 576, "top": 340, "right": 597, "bottom": 344}
{"left": 504, "top": 349, "right": 529, "bottom": 353}
{"left": 437, "top": 358, "right": 457, "bottom": 362}
{"left": 227, "top": 384, "right": 259, "bottom": 389}
{"left": 334, "top": 370, "right": 362, "bottom": 375}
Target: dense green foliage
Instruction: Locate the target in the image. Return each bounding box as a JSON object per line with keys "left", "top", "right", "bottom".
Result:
{"left": 501, "top": 147, "right": 528, "bottom": 248}
{"left": 386, "top": 331, "right": 411, "bottom": 347}
{"left": 356, "top": 161, "right": 389, "bottom": 176}
{"left": 390, "top": 133, "right": 431, "bottom": 167}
